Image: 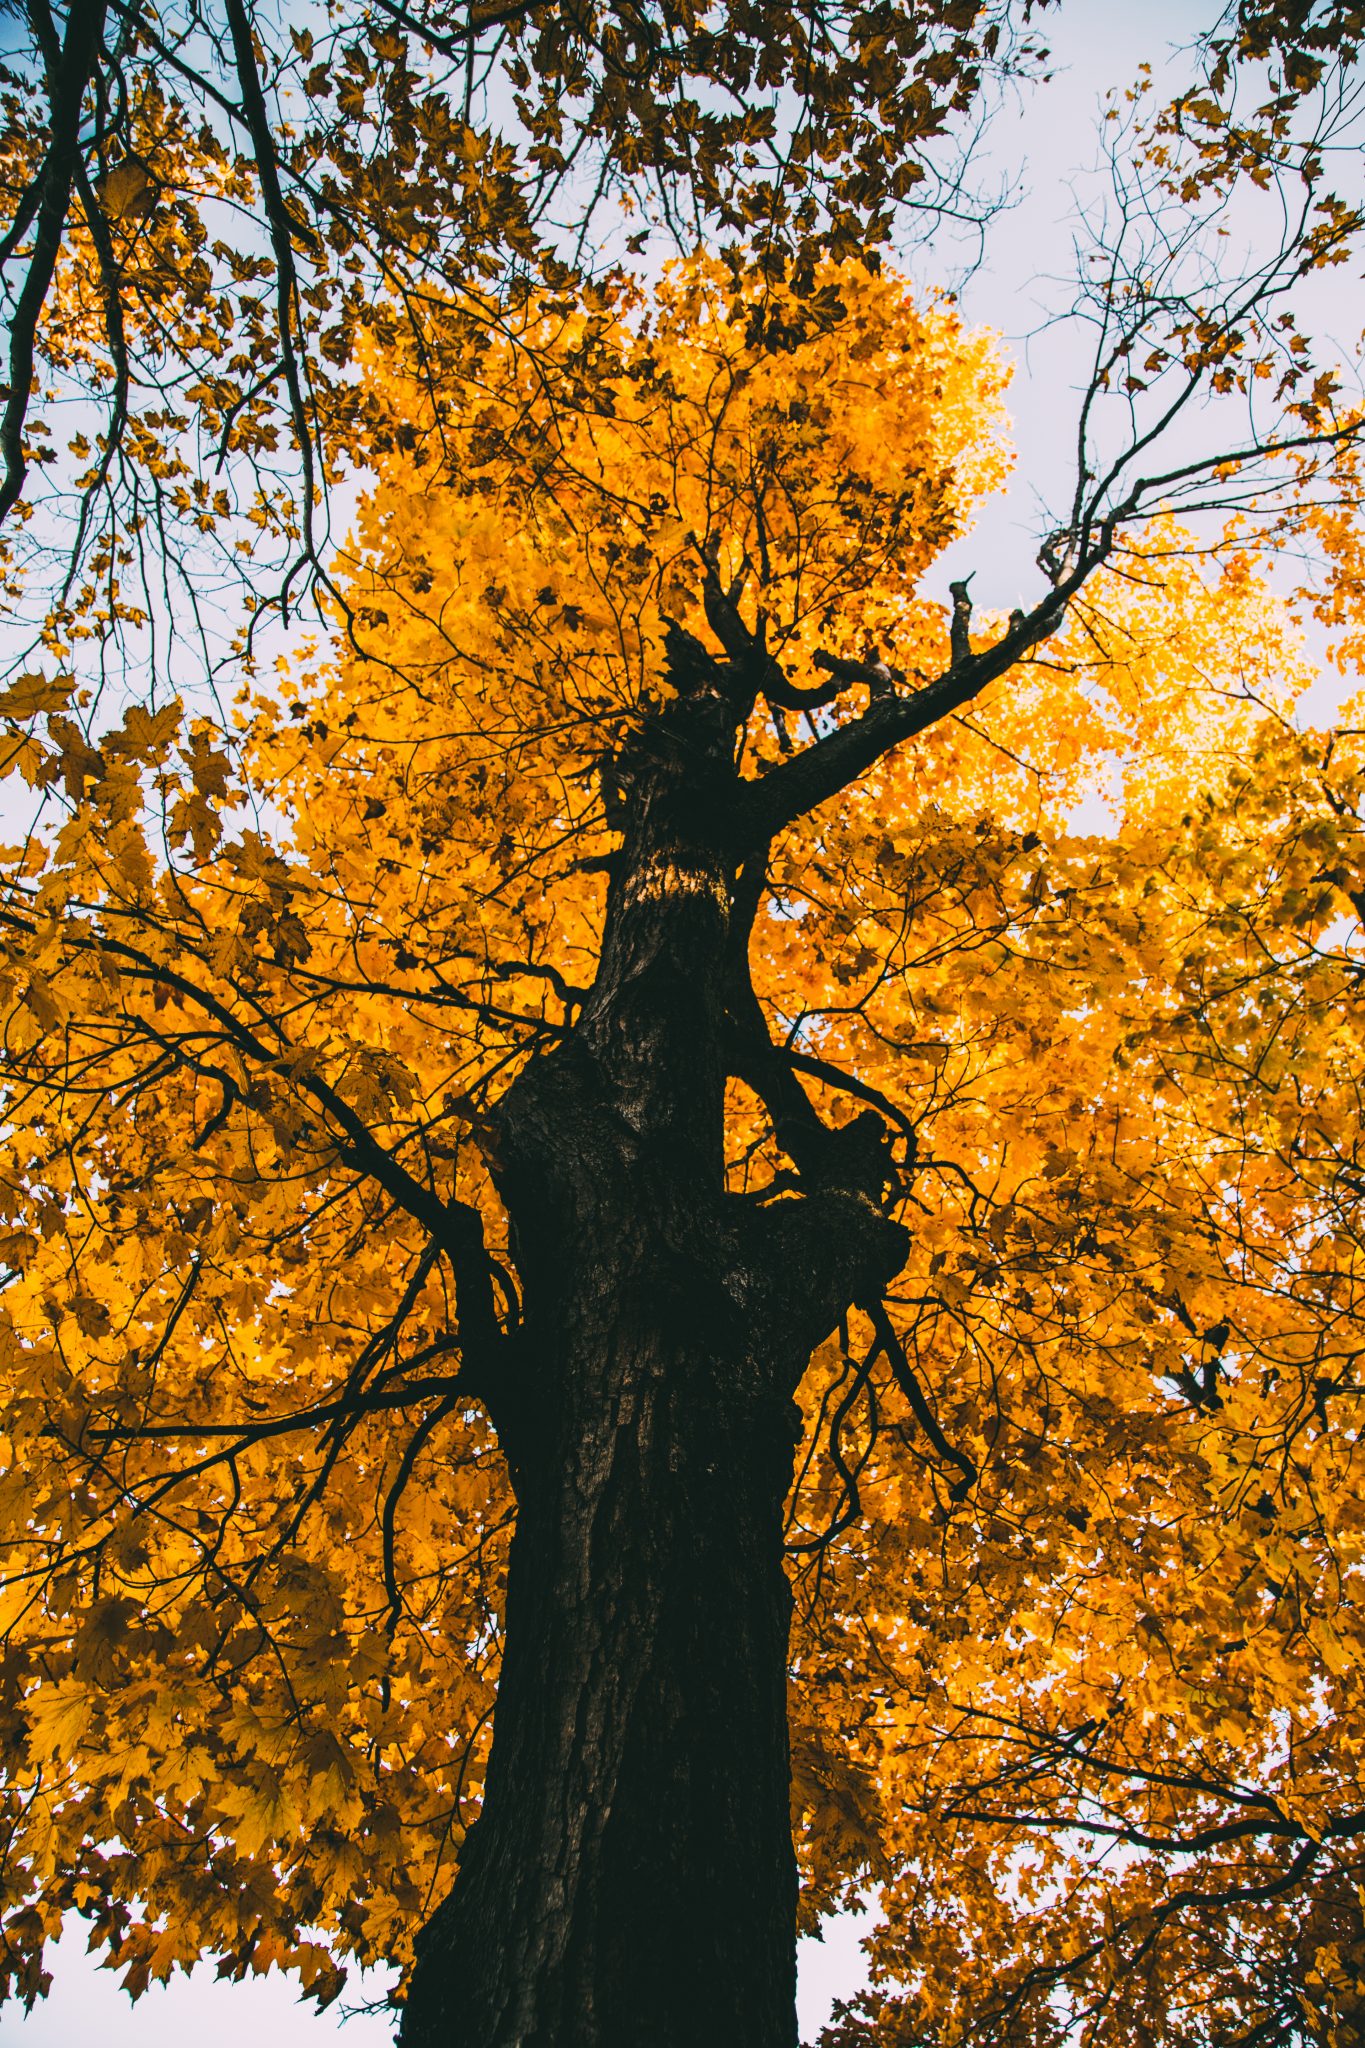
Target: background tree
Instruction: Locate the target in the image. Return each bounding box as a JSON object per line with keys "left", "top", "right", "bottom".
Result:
{"left": 4, "top": 5, "right": 1365, "bottom": 2047}
{"left": 0, "top": 0, "right": 1050, "bottom": 670}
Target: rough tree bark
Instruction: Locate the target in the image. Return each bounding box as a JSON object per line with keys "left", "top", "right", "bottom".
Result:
{"left": 397, "top": 610, "right": 910, "bottom": 2047}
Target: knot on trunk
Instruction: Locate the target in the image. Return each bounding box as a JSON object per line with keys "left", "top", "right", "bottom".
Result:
{"left": 808, "top": 1108, "right": 901, "bottom": 1204}
{"left": 734, "top": 1188, "right": 908, "bottom": 1370}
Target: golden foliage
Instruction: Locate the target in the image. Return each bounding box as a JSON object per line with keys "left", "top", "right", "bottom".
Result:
{"left": 1, "top": 255, "right": 1365, "bottom": 2045}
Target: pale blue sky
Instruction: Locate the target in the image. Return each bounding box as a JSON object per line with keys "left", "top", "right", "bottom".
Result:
{"left": 2, "top": 2, "right": 1288, "bottom": 2042}
{"left": 0, "top": 1906, "right": 879, "bottom": 2043}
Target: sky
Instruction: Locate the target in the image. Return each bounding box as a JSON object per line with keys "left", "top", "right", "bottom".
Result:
{"left": 0, "top": 1900, "right": 878, "bottom": 2045}
{"left": 0, "top": 0, "right": 1332, "bottom": 2042}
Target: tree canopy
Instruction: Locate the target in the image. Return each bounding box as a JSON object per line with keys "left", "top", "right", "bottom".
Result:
{"left": 4, "top": 4, "right": 1365, "bottom": 2046}
{"left": 0, "top": 0, "right": 1053, "bottom": 657}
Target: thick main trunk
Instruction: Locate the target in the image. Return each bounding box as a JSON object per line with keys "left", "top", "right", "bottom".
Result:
{"left": 399, "top": 660, "right": 906, "bottom": 2045}
{"left": 402, "top": 1214, "right": 803, "bottom": 2045}
{"left": 398, "top": 1093, "right": 901, "bottom": 2044}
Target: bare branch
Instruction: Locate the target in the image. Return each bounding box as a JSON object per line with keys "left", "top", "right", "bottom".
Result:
{"left": 0, "top": 0, "right": 109, "bottom": 521}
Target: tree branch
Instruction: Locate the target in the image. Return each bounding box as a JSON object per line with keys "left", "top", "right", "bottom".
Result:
{"left": 0, "top": 897, "right": 508, "bottom": 1371}
{"left": 0, "top": 0, "right": 109, "bottom": 521}
{"left": 865, "top": 1296, "right": 977, "bottom": 1499}
{"left": 740, "top": 575, "right": 1073, "bottom": 844}
{"left": 222, "top": 0, "right": 319, "bottom": 584}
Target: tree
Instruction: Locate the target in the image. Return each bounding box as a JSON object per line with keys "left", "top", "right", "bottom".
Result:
{"left": 4, "top": 6, "right": 1365, "bottom": 2046}
{"left": 0, "top": 0, "right": 1048, "bottom": 644}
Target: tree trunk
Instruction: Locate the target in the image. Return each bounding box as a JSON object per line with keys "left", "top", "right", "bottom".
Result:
{"left": 398, "top": 639, "right": 907, "bottom": 2047}
{"left": 401, "top": 1118, "right": 806, "bottom": 2046}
